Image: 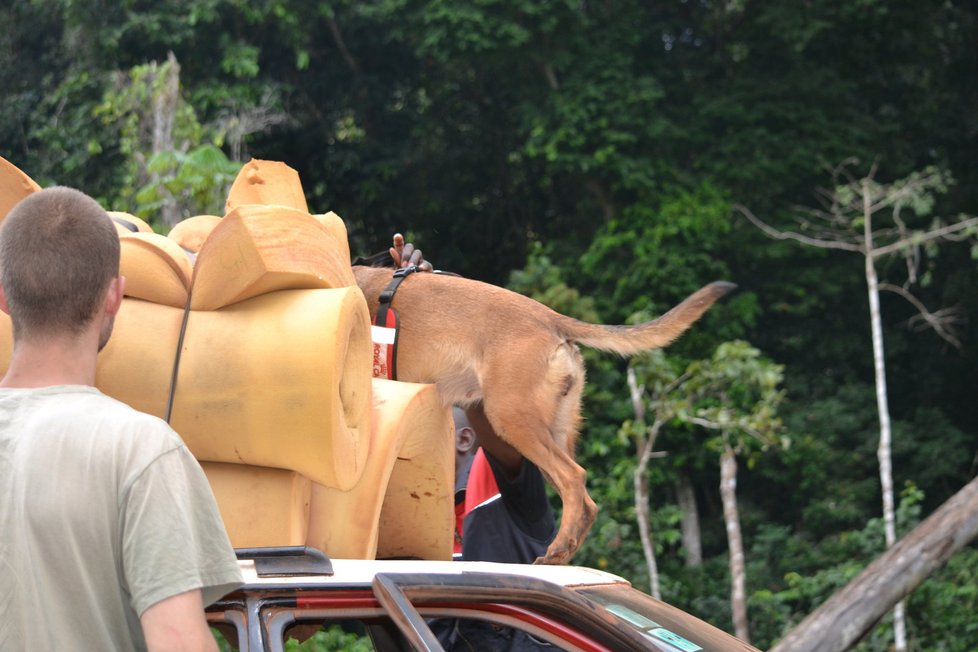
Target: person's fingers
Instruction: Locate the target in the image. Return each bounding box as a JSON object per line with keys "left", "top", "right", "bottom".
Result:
{"left": 407, "top": 247, "right": 433, "bottom": 272}
{"left": 390, "top": 233, "right": 405, "bottom": 266}
{"left": 399, "top": 243, "right": 416, "bottom": 268}
{"left": 389, "top": 233, "right": 432, "bottom": 271}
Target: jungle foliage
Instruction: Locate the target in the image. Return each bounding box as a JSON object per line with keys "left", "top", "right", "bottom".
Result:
{"left": 3, "top": 1, "right": 977, "bottom": 648}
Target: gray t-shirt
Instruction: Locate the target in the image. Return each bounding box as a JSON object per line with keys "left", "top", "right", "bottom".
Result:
{"left": 0, "top": 385, "right": 243, "bottom": 650}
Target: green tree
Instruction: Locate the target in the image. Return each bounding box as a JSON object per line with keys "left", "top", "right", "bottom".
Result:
{"left": 738, "top": 162, "right": 978, "bottom": 649}
{"left": 630, "top": 341, "right": 785, "bottom": 644}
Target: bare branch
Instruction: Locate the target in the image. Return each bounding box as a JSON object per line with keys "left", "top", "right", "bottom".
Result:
{"left": 888, "top": 206, "right": 921, "bottom": 285}
{"left": 906, "top": 308, "right": 965, "bottom": 345}
{"left": 879, "top": 283, "right": 963, "bottom": 349}
{"left": 685, "top": 415, "right": 774, "bottom": 449}
{"left": 827, "top": 157, "right": 864, "bottom": 187}
{"left": 867, "top": 159, "right": 879, "bottom": 180}
{"left": 626, "top": 367, "right": 646, "bottom": 424}
{"left": 865, "top": 168, "right": 947, "bottom": 215}
{"left": 935, "top": 217, "right": 978, "bottom": 242}
{"left": 892, "top": 204, "right": 908, "bottom": 236}
{"left": 537, "top": 59, "right": 560, "bottom": 91}
{"left": 793, "top": 207, "right": 862, "bottom": 243}
{"left": 733, "top": 204, "right": 863, "bottom": 252}
{"left": 871, "top": 217, "right": 978, "bottom": 258}
{"left": 685, "top": 416, "right": 721, "bottom": 431}
{"left": 866, "top": 183, "right": 918, "bottom": 215}
{"left": 326, "top": 16, "right": 361, "bottom": 76}
{"left": 661, "top": 370, "right": 692, "bottom": 398}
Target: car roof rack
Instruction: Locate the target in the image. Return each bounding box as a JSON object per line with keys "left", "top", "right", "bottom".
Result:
{"left": 234, "top": 546, "right": 334, "bottom": 577}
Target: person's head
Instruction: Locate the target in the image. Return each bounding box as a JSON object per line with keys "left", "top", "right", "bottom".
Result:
{"left": 0, "top": 187, "right": 121, "bottom": 346}
{"left": 453, "top": 406, "right": 478, "bottom": 484}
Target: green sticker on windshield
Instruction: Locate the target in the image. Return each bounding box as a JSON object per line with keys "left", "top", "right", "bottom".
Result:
{"left": 648, "top": 627, "right": 703, "bottom": 652}
{"left": 605, "top": 604, "right": 660, "bottom": 630}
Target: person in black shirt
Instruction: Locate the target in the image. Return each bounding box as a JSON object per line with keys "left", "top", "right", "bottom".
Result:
{"left": 438, "top": 404, "right": 557, "bottom": 651}
{"left": 453, "top": 405, "right": 556, "bottom": 563}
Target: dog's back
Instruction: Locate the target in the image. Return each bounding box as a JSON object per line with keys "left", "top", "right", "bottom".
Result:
{"left": 355, "top": 266, "right": 733, "bottom": 363}
{"left": 353, "top": 264, "right": 733, "bottom": 564}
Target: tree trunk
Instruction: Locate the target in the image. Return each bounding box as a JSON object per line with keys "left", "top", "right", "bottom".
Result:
{"left": 149, "top": 52, "right": 181, "bottom": 229}
{"left": 627, "top": 367, "right": 662, "bottom": 599}
{"left": 676, "top": 473, "right": 703, "bottom": 567}
{"left": 634, "top": 433, "right": 662, "bottom": 599}
{"left": 863, "top": 182, "right": 907, "bottom": 650}
{"left": 771, "top": 475, "right": 978, "bottom": 652}
{"left": 720, "top": 443, "right": 749, "bottom": 643}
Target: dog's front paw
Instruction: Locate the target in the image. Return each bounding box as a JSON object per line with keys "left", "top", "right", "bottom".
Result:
{"left": 534, "top": 544, "right": 574, "bottom": 566}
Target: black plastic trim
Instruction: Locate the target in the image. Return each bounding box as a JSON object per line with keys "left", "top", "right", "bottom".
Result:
{"left": 235, "top": 546, "right": 334, "bottom": 577}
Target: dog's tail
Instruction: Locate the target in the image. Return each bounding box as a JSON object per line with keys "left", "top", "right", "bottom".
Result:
{"left": 555, "top": 281, "right": 737, "bottom": 356}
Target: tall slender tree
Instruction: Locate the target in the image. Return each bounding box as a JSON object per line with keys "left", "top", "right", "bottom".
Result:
{"left": 737, "top": 162, "right": 978, "bottom": 649}
{"left": 628, "top": 342, "right": 784, "bottom": 643}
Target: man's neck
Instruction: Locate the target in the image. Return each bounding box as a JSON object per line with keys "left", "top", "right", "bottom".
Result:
{"left": 455, "top": 452, "right": 476, "bottom": 493}
{"left": 1, "top": 334, "right": 100, "bottom": 388}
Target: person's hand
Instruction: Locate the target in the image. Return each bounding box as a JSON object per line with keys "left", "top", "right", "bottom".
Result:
{"left": 390, "top": 233, "right": 433, "bottom": 272}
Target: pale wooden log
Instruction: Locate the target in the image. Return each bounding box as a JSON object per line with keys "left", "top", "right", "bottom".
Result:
{"left": 771, "top": 476, "right": 978, "bottom": 652}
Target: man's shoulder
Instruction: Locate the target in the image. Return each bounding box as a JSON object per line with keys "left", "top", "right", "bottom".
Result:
{"left": 74, "top": 388, "right": 175, "bottom": 430}
{"left": 53, "top": 387, "right": 184, "bottom": 449}
{"left": 2, "top": 385, "right": 170, "bottom": 428}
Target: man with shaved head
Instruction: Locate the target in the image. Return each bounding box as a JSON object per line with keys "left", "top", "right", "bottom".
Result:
{"left": 0, "top": 187, "right": 241, "bottom": 651}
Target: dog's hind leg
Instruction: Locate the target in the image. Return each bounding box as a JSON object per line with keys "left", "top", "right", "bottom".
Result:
{"left": 481, "top": 342, "right": 598, "bottom": 564}
{"left": 483, "top": 401, "right": 595, "bottom": 564}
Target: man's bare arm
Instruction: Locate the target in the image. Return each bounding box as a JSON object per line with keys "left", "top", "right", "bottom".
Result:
{"left": 465, "top": 403, "right": 524, "bottom": 479}
{"left": 140, "top": 589, "right": 217, "bottom": 652}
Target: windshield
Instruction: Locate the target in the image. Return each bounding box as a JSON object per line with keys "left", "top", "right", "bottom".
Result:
{"left": 576, "top": 585, "right": 758, "bottom": 652}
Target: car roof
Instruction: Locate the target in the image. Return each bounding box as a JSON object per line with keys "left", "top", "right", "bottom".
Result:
{"left": 219, "top": 548, "right": 762, "bottom": 652}
{"left": 237, "top": 555, "right": 633, "bottom": 590}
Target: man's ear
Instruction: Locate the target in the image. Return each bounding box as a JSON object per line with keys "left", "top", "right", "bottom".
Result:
{"left": 104, "top": 276, "right": 126, "bottom": 316}
{"left": 0, "top": 283, "right": 10, "bottom": 316}
{"left": 455, "top": 426, "right": 477, "bottom": 454}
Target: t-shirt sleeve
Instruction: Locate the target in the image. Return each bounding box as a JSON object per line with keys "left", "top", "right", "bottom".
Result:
{"left": 121, "top": 444, "right": 243, "bottom": 616}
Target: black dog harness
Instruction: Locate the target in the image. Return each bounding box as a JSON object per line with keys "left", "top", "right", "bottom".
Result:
{"left": 371, "top": 265, "right": 420, "bottom": 380}
{"left": 367, "top": 263, "right": 460, "bottom": 380}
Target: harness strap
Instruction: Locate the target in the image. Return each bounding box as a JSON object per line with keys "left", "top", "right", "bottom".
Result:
{"left": 371, "top": 266, "right": 419, "bottom": 380}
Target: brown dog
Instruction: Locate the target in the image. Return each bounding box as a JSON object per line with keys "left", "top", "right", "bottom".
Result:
{"left": 354, "top": 265, "right": 734, "bottom": 564}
